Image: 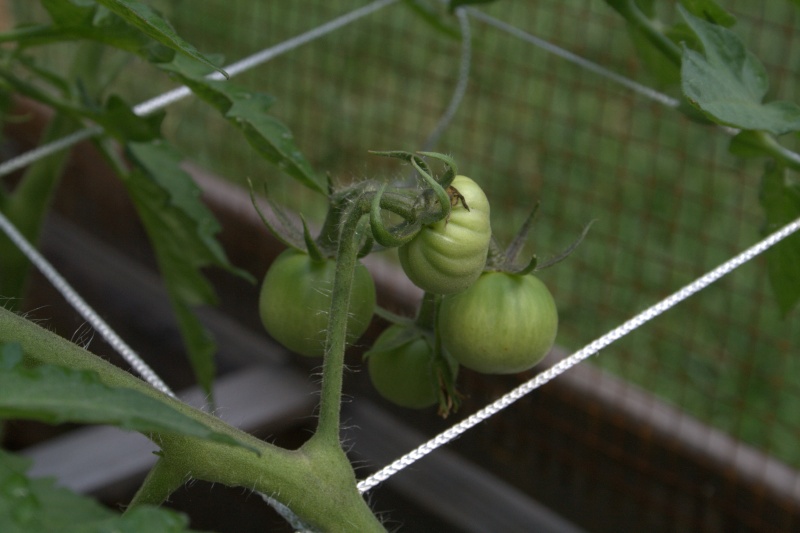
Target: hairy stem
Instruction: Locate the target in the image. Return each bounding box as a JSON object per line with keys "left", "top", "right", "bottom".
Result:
{"left": 0, "top": 307, "right": 384, "bottom": 531}
{"left": 310, "top": 198, "right": 369, "bottom": 446}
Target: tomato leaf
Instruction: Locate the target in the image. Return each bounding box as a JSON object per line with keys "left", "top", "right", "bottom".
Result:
{"left": 122, "top": 140, "right": 252, "bottom": 395}
{"left": 679, "top": 7, "right": 800, "bottom": 135}
{"left": 0, "top": 343, "right": 253, "bottom": 453}
{"left": 678, "top": 0, "right": 736, "bottom": 27}
{"left": 158, "top": 56, "right": 324, "bottom": 194}
{"left": 92, "top": 0, "right": 226, "bottom": 76}
{"left": 0, "top": 449, "right": 200, "bottom": 533}
{"left": 37, "top": 0, "right": 172, "bottom": 61}
{"left": 94, "top": 95, "right": 165, "bottom": 142}
{"left": 759, "top": 164, "right": 800, "bottom": 316}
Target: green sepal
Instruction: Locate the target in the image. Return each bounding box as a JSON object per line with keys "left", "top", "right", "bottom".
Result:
{"left": 417, "top": 151, "right": 458, "bottom": 187}
{"left": 301, "top": 214, "right": 326, "bottom": 263}
{"left": 411, "top": 157, "right": 451, "bottom": 222}
{"left": 504, "top": 201, "right": 540, "bottom": 267}
{"left": 535, "top": 219, "right": 596, "bottom": 271}
{"left": 516, "top": 254, "right": 539, "bottom": 276}
{"left": 246, "top": 178, "right": 305, "bottom": 251}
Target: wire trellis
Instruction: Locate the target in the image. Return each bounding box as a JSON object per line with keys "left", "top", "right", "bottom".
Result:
{"left": 2, "top": 1, "right": 799, "bottom": 529}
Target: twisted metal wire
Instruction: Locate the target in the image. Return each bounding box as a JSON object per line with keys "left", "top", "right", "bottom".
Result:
{"left": 0, "top": 209, "right": 176, "bottom": 397}
{"left": 466, "top": 8, "right": 681, "bottom": 109}
{"left": 358, "top": 216, "right": 800, "bottom": 493}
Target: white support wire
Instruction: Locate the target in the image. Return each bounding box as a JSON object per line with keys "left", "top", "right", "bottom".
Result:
{"left": 420, "top": 7, "right": 472, "bottom": 151}
{"left": 2, "top": 0, "right": 797, "bottom": 513}
{"left": 0, "top": 209, "right": 176, "bottom": 398}
{"left": 466, "top": 8, "right": 681, "bottom": 109}
{"left": 358, "top": 216, "right": 800, "bottom": 494}
{"left": 0, "top": 0, "right": 400, "bottom": 178}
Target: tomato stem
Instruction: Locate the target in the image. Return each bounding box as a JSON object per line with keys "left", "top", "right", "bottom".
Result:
{"left": 309, "top": 197, "right": 370, "bottom": 447}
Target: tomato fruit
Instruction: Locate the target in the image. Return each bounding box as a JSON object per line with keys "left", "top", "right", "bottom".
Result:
{"left": 438, "top": 271, "right": 558, "bottom": 374}
{"left": 365, "top": 325, "right": 445, "bottom": 409}
{"left": 258, "top": 249, "right": 376, "bottom": 357}
{"left": 399, "top": 175, "right": 491, "bottom": 294}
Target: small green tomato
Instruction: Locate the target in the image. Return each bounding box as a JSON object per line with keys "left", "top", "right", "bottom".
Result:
{"left": 398, "top": 175, "right": 491, "bottom": 295}
{"left": 259, "top": 249, "right": 376, "bottom": 357}
{"left": 438, "top": 271, "right": 558, "bottom": 374}
{"left": 365, "top": 325, "right": 443, "bottom": 409}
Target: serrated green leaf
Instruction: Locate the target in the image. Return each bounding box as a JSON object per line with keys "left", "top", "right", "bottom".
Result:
{"left": 759, "top": 163, "right": 800, "bottom": 316}
{"left": 94, "top": 0, "right": 226, "bottom": 76}
{"left": 680, "top": 7, "right": 800, "bottom": 135}
{"left": 0, "top": 346, "right": 251, "bottom": 452}
{"left": 39, "top": 0, "right": 169, "bottom": 59}
{"left": 159, "top": 56, "right": 324, "bottom": 194}
{"left": 0, "top": 449, "right": 200, "bottom": 533}
{"left": 123, "top": 140, "right": 253, "bottom": 394}
{"left": 679, "top": 0, "right": 736, "bottom": 27}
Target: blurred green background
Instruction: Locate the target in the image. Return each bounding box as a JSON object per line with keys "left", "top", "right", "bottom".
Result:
{"left": 11, "top": 0, "right": 800, "bottom": 468}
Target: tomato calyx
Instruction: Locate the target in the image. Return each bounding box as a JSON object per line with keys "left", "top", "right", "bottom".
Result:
{"left": 485, "top": 200, "right": 595, "bottom": 275}
{"left": 368, "top": 150, "right": 464, "bottom": 249}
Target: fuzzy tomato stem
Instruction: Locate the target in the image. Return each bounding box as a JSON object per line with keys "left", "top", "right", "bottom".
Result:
{"left": 310, "top": 198, "right": 371, "bottom": 446}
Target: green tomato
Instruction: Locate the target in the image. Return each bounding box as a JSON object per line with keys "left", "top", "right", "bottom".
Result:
{"left": 365, "top": 325, "right": 443, "bottom": 409}
{"left": 258, "top": 249, "right": 376, "bottom": 357}
{"left": 438, "top": 271, "right": 558, "bottom": 374}
{"left": 399, "top": 175, "right": 491, "bottom": 295}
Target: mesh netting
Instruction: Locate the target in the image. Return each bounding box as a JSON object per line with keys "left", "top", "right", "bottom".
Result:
{"left": 7, "top": 0, "right": 800, "bottom": 529}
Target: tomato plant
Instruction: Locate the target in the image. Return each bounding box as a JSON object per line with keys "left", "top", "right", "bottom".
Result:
{"left": 365, "top": 325, "right": 443, "bottom": 409}
{"left": 258, "top": 249, "right": 376, "bottom": 357}
{"left": 398, "top": 175, "right": 492, "bottom": 295}
{"left": 438, "top": 271, "right": 558, "bottom": 374}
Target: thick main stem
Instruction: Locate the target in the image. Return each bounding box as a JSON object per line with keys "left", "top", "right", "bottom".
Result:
{"left": 0, "top": 306, "right": 385, "bottom": 531}
{"left": 311, "top": 200, "right": 368, "bottom": 446}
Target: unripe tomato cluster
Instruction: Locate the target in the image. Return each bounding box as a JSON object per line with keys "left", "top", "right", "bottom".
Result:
{"left": 396, "top": 175, "right": 558, "bottom": 377}
{"left": 258, "top": 173, "right": 559, "bottom": 412}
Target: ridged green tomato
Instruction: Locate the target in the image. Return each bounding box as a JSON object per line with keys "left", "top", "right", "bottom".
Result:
{"left": 258, "top": 249, "right": 376, "bottom": 357}
{"left": 365, "top": 325, "right": 446, "bottom": 409}
{"left": 438, "top": 271, "right": 558, "bottom": 374}
{"left": 399, "top": 175, "right": 491, "bottom": 294}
